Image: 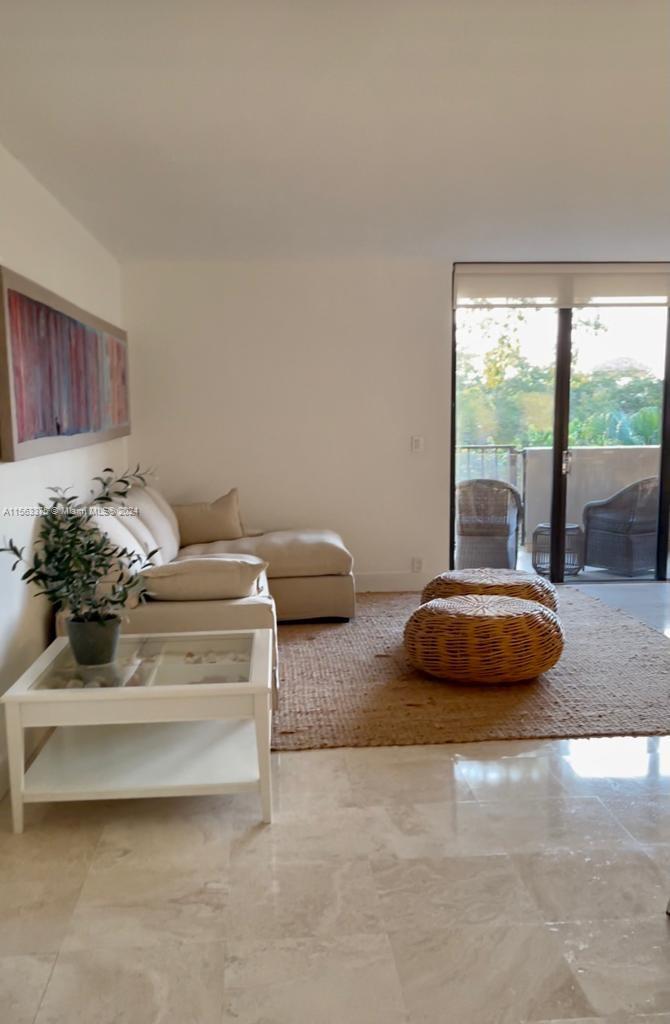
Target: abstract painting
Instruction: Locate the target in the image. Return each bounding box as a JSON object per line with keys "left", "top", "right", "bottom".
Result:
{"left": 0, "top": 269, "right": 129, "bottom": 460}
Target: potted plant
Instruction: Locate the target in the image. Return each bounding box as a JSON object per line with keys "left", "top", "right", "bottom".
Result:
{"left": 1, "top": 466, "right": 157, "bottom": 666}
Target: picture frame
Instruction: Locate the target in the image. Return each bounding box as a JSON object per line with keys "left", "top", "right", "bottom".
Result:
{"left": 0, "top": 268, "right": 130, "bottom": 461}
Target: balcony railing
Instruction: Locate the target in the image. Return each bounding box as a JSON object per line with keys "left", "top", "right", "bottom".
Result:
{"left": 456, "top": 445, "right": 523, "bottom": 492}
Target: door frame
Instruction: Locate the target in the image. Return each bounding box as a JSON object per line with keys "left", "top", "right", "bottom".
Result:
{"left": 656, "top": 310, "right": 670, "bottom": 580}
{"left": 548, "top": 307, "right": 572, "bottom": 584}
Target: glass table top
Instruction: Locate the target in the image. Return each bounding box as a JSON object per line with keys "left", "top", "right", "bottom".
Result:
{"left": 34, "top": 634, "right": 253, "bottom": 691}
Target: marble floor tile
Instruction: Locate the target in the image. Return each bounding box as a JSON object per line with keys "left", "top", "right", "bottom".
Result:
{"left": 638, "top": 845, "right": 670, "bottom": 893}
{"left": 451, "top": 739, "right": 566, "bottom": 761}
{"left": 234, "top": 798, "right": 506, "bottom": 863}
{"left": 390, "top": 923, "right": 596, "bottom": 1024}
{"left": 602, "top": 795, "right": 670, "bottom": 845}
{"left": 612, "top": 1018, "right": 670, "bottom": 1023}
{"left": 0, "top": 878, "right": 84, "bottom": 956}
{"left": 516, "top": 849, "right": 668, "bottom": 923}
{"left": 553, "top": 917, "right": 670, "bottom": 1017}
{"left": 371, "top": 798, "right": 506, "bottom": 858}
{"left": 119, "top": 790, "right": 263, "bottom": 820}
{"left": 372, "top": 853, "right": 541, "bottom": 930}
{"left": 0, "top": 799, "right": 48, "bottom": 833}
{"left": 454, "top": 755, "right": 568, "bottom": 801}
{"left": 6, "top": 714, "right": 670, "bottom": 1019}
{"left": 343, "top": 743, "right": 456, "bottom": 765}
{"left": 0, "top": 796, "right": 111, "bottom": 834}
{"left": 92, "top": 809, "right": 231, "bottom": 872}
{"left": 0, "top": 953, "right": 55, "bottom": 1024}
{"left": 272, "top": 749, "right": 355, "bottom": 813}
{"left": 548, "top": 769, "right": 654, "bottom": 800}
{"left": 346, "top": 756, "right": 474, "bottom": 807}
{"left": 576, "top": 581, "right": 670, "bottom": 634}
{"left": 478, "top": 796, "right": 638, "bottom": 854}
{"left": 629, "top": 778, "right": 670, "bottom": 798}
{"left": 229, "top": 805, "right": 388, "bottom": 865}
{"left": 34, "top": 941, "right": 225, "bottom": 1024}
{"left": 549, "top": 737, "right": 670, "bottom": 798}
{"left": 223, "top": 933, "right": 408, "bottom": 1024}
{"left": 226, "top": 857, "right": 382, "bottom": 940}
{"left": 539, "top": 1018, "right": 670, "bottom": 1023}
{"left": 0, "top": 817, "right": 103, "bottom": 884}
{"left": 63, "top": 862, "right": 227, "bottom": 951}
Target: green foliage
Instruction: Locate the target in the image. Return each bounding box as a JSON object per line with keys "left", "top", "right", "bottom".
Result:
{"left": 456, "top": 311, "right": 662, "bottom": 449}
{"left": 630, "top": 406, "right": 662, "bottom": 445}
{"left": 0, "top": 466, "right": 158, "bottom": 623}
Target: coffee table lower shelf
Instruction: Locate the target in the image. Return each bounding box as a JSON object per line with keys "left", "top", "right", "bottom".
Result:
{"left": 24, "top": 719, "right": 262, "bottom": 803}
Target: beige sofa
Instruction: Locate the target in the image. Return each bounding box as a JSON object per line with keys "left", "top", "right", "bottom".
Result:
{"left": 179, "top": 528, "right": 355, "bottom": 622}
{"left": 57, "top": 486, "right": 355, "bottom": 646}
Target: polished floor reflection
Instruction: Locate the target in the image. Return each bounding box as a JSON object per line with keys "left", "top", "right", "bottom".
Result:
{"left": 575, "top": 581, "right": 670, "bottom": 635}
{"left": 2, "top": 733, "right": 670, "bottom": 1022}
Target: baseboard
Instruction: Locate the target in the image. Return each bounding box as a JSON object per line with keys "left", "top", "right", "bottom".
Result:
{"left": 355, "top": 572, "right": 426, "bottom": 592}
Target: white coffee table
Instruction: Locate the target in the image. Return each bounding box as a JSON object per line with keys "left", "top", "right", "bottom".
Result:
{"left": 1, "top": 629, "right": 273, "bottom": 833}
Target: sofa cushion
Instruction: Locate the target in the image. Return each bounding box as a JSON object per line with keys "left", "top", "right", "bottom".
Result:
{"left": 172, "top": 488, "right": 244, "bottom": 545}
{"left": 110, "top": 504, "right": 164, "bottom": 563}
{"left": 88, "top": 511, "right": 148, "bottom": 567}
{"left": 140, "top": 554, "right": 268, "bottom": 601}
{"left": 179, "top": 529, "right": 354, "bottom": 579}
{"left": 127, "top": 485, "right": 180, "bottom": 563}
{"left": 57, "top": 571, "right": 277, "bottom": 637}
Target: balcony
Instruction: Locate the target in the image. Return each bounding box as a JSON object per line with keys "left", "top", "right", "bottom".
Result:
{"left": 456, "top": 444, "right": 660, "bottom": 576}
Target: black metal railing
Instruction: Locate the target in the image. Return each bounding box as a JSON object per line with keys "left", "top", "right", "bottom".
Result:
{"left": 455, "top": 445, "right": 523, "bottom": 491}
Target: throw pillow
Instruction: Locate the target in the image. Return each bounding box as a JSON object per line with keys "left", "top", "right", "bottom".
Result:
{"left": 141, "top": 553, "right": 267, "bottom": 601}
{"left": 173, "top": 488, "right": 244, "bottom": 546}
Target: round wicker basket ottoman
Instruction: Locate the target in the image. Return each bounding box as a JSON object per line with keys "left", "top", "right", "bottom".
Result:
{"left": 421, "top": 568, "right": 558, "bottom": 613}
{"left": 404, "top": 594, "right": 564, "bottom": 684}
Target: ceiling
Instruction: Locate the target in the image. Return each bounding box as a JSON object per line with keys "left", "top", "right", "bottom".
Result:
{"left": 0, "top": 0, "right": 667, "bottom": 260}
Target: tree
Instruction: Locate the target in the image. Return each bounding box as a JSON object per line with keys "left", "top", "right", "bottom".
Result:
{"left": 630, "top": 406, "right": 661, "bottom": 445}
{"left": 456, "top": 309, "right": 662, "bottom": 449}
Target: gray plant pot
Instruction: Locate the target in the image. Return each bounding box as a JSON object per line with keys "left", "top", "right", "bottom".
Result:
{"left": 66, "top": 616, "right": 121, "bottom": 666}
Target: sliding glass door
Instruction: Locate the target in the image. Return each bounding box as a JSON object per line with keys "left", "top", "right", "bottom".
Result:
{"left": 453, "top": 306, "right": 557, "bottom": 572}
{"left": 452, "top": 263, "right": 670, "bottom": 583}
{"left": 564, "top": 306, "right": 667, "bottom": 581}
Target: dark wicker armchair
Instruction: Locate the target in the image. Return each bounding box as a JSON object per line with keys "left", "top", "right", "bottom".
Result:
{"left": 455, "top": 479, "right": 523, "bottom": 570}
{"left": 583, "top": 476, "right": 658, "bottom": 577}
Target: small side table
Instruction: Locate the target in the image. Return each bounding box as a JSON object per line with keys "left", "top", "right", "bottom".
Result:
{"left": 1, "top": 629, "right": 274, "bottom": 833}
{"left": 532, "top": 523, "right": 584, "bottom": 577}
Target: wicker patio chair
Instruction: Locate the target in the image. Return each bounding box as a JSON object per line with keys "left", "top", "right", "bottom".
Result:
{"left": 454, "top": 479, "right": 523, "bottom": 570}
{"left": 582, "top": 476, "right": 659, "bottom": 577}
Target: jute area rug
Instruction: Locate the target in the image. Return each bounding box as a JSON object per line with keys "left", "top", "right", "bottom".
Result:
{"left": 272, "top": 589, "right": 670, "bottom": 750}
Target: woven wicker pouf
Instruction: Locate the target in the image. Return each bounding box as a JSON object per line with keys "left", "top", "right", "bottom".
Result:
{"left": 404, "top": 594, "right": 564, "bottom": 684}
{"left": 421, "top": 568, "right": 558, "bottom": 613}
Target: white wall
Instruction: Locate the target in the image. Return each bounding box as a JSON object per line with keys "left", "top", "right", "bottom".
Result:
{"left": 125, "top": 239, "right": 670, "bottom": 591}
{"left": 125, "top": 259, "right": 451, "bottom": 590}
{"left": 0, "top": 142, "right": 125, "bottom": 787}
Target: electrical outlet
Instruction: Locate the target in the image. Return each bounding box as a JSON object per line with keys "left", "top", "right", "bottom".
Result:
{"left": 410, "top": 435, "right": 425, "bottom": 453}
{"left": 411, "top": 557, "right": 423, "bottom": 573}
